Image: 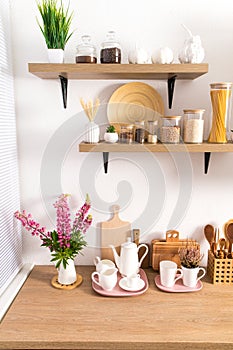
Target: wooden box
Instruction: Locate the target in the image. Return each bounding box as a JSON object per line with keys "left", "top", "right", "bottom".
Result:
{"left": 207, "top": 250, "right": 233, "bottom": 284}
{"left": 151, "top": 231, "right": 199, "bottom": 271}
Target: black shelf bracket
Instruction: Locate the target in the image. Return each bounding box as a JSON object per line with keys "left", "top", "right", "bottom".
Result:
{"left": 167, "top": 75, "right": 177, "bottom": 109}
{"left": 59, "top": 75, "right": 68, "bottom": 109}
{"left": 204, "top": 152, "right": 211, "bottom": 174}
{"left": 103, "top": 152, "right": 109, "bottom": 174}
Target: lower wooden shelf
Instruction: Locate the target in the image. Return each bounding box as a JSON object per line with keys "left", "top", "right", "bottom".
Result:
{"left": 79, "top": 141, "right": 233, "bottom": 174}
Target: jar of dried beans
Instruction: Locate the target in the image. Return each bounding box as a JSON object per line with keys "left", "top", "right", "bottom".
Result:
{"left": 183, "top": 109, "right": 205, "bottom": 143}
{"left": 160, "top": 116, "right": 181, "bottom": 144}
{"left": 100, "top": 31, "right": 121, "bottom": 64}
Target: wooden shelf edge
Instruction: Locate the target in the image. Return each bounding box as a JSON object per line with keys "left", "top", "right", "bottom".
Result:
{"left": 79, "top": 141, "right": 233, "bottom": 153}
{"left": 28, "top": 63, "right": 208, "bottom": 80}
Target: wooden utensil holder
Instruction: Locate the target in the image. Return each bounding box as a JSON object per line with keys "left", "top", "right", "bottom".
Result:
{"left": 151, "top": 231, "right": 199, "bottom": 271}
{"left": 207, "top": 250, "right": 233, "bottom": 284}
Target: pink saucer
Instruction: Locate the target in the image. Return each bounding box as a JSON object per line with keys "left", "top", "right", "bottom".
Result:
{"left": 155, "top": 275, "right": 203, "bottom": 293}
{"left": 92, "top": 268, "right": 148, "bottom": 297}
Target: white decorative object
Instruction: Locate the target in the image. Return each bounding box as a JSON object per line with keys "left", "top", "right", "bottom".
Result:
{"left": 47, "top": 49, "right": 64, "bottom": 63}
{"left": 178, "top": 24, "right": 205, "bottom": 64}
{"left": 152, "top": 47, "right": 174, "bottom": 64}
{"left": 159, "top": 260, "right": 183, "bottom": 288}
{"left": 57, "top": 259, "right": 76, "bottom": 285}
{"left": 91, "top": 268, "right": 118, "bottom": 291}
{"left": 85, "top": 121, "right": 100, "bottom": 143}
{"left": 128, "top": 45, "right": 151, "bottom": 64}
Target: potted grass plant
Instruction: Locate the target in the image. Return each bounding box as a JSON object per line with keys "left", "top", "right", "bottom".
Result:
{"left": 104, "top": 125, "right": 118, "bottom": 143}
{"left": 37, "top": 0, "right": 74, "bottom": 63}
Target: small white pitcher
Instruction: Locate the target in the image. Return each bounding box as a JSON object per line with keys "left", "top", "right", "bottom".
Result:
{"left": 57, "top": 259, "right": 77, "bottom": 285}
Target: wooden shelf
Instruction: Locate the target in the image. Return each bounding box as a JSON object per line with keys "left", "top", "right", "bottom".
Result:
{"left": 28, "top": 63, "right": 208, "bottom": 80}
{"left": 79, "top": 141, "right": 233, "bottom": 153}
{"left": 79, "top": 141, "right": 233, "bottom": 174}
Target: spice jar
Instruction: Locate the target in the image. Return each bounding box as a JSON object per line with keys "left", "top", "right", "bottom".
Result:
{"left": 183, "top": 109, "right": 205, "bottom": 143}
{"left": 75, "top": 35, "right": 97, "bottom": 63}
{"left": 160, "top": 116, "right": 181, "bottom": 143}
{"left": 147, "top": 120, "right": 158, "bottom": 143}
{"left": 134, "top": 121, "right": 145, "bottom": 144}
{"left": 119, "top": 125, "right": 133, "bottom": 143}
{"left": 100, "top": 31, "right": 121, "bottom": 64}
{"left": 208, "top": 82, "right": 232, "bottom": 143}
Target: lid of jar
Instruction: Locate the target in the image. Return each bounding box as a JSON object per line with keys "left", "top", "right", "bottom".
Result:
{"left": 183, "top": 109, "right": 205, "bottom": 113}
{"left": 162, "top": 116, "right": 182, "bottom": 120}
{"left": 102, "top": 30, "right": 120, "bottom": 47}
{"left": 210, "top": 82, "right": 232, "bottom": 89}
{"left": 76, "top": 35, "right": 96, "bottom": 53}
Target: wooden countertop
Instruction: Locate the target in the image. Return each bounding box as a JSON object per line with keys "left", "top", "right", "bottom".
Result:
{"left": 0, "top": 265, "right": 233, "bottom": 350}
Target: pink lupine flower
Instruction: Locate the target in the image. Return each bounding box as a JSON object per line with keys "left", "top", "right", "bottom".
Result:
{"left": 14, "top": 194, "right": 92, "bottom": 268}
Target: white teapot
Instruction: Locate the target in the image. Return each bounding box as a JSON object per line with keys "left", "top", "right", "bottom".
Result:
{"left": 110, "top": 238, "right": 148, "bottom": 276}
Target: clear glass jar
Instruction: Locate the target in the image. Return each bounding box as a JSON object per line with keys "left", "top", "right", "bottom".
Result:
{"left": 160, "top": 116, "right": 181, "bottom": 144}
{"left": 119, "top": 125, "right": 133, "bottom": 143}
{"left": 100, "top": 31, "right": 121, "bottom": 64}
{"left": 75, "top": 35, "right": 97, "bottom": 63}
{"left": 208, "top": 82, "right": 232, "bottom": 143}
{"left": 147, "top": 120, "right": 158, "bottom": 143}
{"left": 183, "top": 109, "right": 205, "bottom": 143}
{"left": 134, "top": 121, "right": 145, "bottom": 144}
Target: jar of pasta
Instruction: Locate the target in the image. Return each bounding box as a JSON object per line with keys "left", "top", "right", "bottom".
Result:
{"left": 183, "top": 109, "right": 205, "bottom": 143}
{"left": 160, "top": 116, "right": 181, "bottom": 143}
{"left": 208, "top": 82, "right": 232, "bottom": 143}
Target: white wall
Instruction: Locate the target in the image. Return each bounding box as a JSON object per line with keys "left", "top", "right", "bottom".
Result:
{"left": 10, "top": 0, "right": 233, "bottom": 266}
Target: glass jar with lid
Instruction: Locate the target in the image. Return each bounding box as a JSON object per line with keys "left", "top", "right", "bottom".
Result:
{"left": 147, "top": 120, "right": 158, "bottom": 143}
{"left": 208, "top": 82, "right": 232, "bottom": 143}
{"left": 75, "top": 35, "right": 97, "bottom": 63}
{"left": 183, "top": 109, "right": 205, "bottom": 143}
{"left": 134, "top": 121, "right": 145, "bottom": 144}
{"left": 160, "top": 116, "right": 181, "bottom": 144}
{"left": 100, "top": 31, "right": 121, "bottom": 64}
{"left": 119, "top": 125, "right": 133, "bottom": 143}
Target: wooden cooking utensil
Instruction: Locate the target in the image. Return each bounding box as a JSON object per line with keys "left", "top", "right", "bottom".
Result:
{"left": 204, "top": 224, "right": 215, "bottom": 248}
{"left": 225, "top": 222, "right": 233, "bottom": 253}
{"left": 101, "top": 205, "right": 131, "bottom": 261}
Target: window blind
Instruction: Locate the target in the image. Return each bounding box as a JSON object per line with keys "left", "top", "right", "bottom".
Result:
{"left": 0, "top": 0, "right": 22, "bottom": 296}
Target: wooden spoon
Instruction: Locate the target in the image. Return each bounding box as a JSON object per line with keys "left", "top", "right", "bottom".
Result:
{"left": 204, "top": 224, "right": 215, "bottom": 249}
{"left": 225, "top": 223, "right": 233, "bottom": 253}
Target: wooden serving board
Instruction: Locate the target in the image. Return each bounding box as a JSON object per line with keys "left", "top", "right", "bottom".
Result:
{"left": 101, "top": 205, "right": 131, "bottom": 261}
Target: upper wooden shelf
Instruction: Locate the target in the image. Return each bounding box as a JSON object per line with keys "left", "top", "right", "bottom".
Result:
{"left": 28, "top": 63, "right": 208, "bottom": 80}
{"left": 79, "top": 141, "right": 233, "bottom": 153}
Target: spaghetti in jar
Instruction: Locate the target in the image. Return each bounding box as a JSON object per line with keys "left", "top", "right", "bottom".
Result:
{"left": 208, "top": 82, "right": 232, "bottom": 143}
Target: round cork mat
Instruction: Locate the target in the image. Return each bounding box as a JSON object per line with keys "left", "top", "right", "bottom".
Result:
{"left": 51, "top": 273, "right": 83, "bottom": 290}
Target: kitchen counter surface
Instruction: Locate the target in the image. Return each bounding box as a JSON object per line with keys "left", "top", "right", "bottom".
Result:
{"left": 0, "top": 265, "right": 233, "bottom": 350}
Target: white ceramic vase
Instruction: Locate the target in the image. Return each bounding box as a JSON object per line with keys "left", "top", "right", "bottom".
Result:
{"left": 57, "top": 259, "right": 77, "bottom": 285}
{"left": 48, "top": 49, "right": 64, "bottom": 63}
{"left": 85, "top": 121, "right": 100, "bottom": 143}
{"left": 104, "top": 132, "right": 118, "bottom": 143}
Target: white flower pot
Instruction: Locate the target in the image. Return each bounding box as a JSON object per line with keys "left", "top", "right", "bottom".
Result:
{"left": 57, "top": 259, "right": 77, "bottom": 285}
{"left": 48, "top": 49, "right": 64, "bottom": 63}
{"left": 104, "top": 132, "right": 118, "bottom": 143}
{"left": 181, "top": 265, "right": 206, "bottom": 288}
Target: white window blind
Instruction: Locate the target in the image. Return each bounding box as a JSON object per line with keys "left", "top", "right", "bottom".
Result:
{"left": 0, "top": 0, "right": 22, "bottom": 296}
